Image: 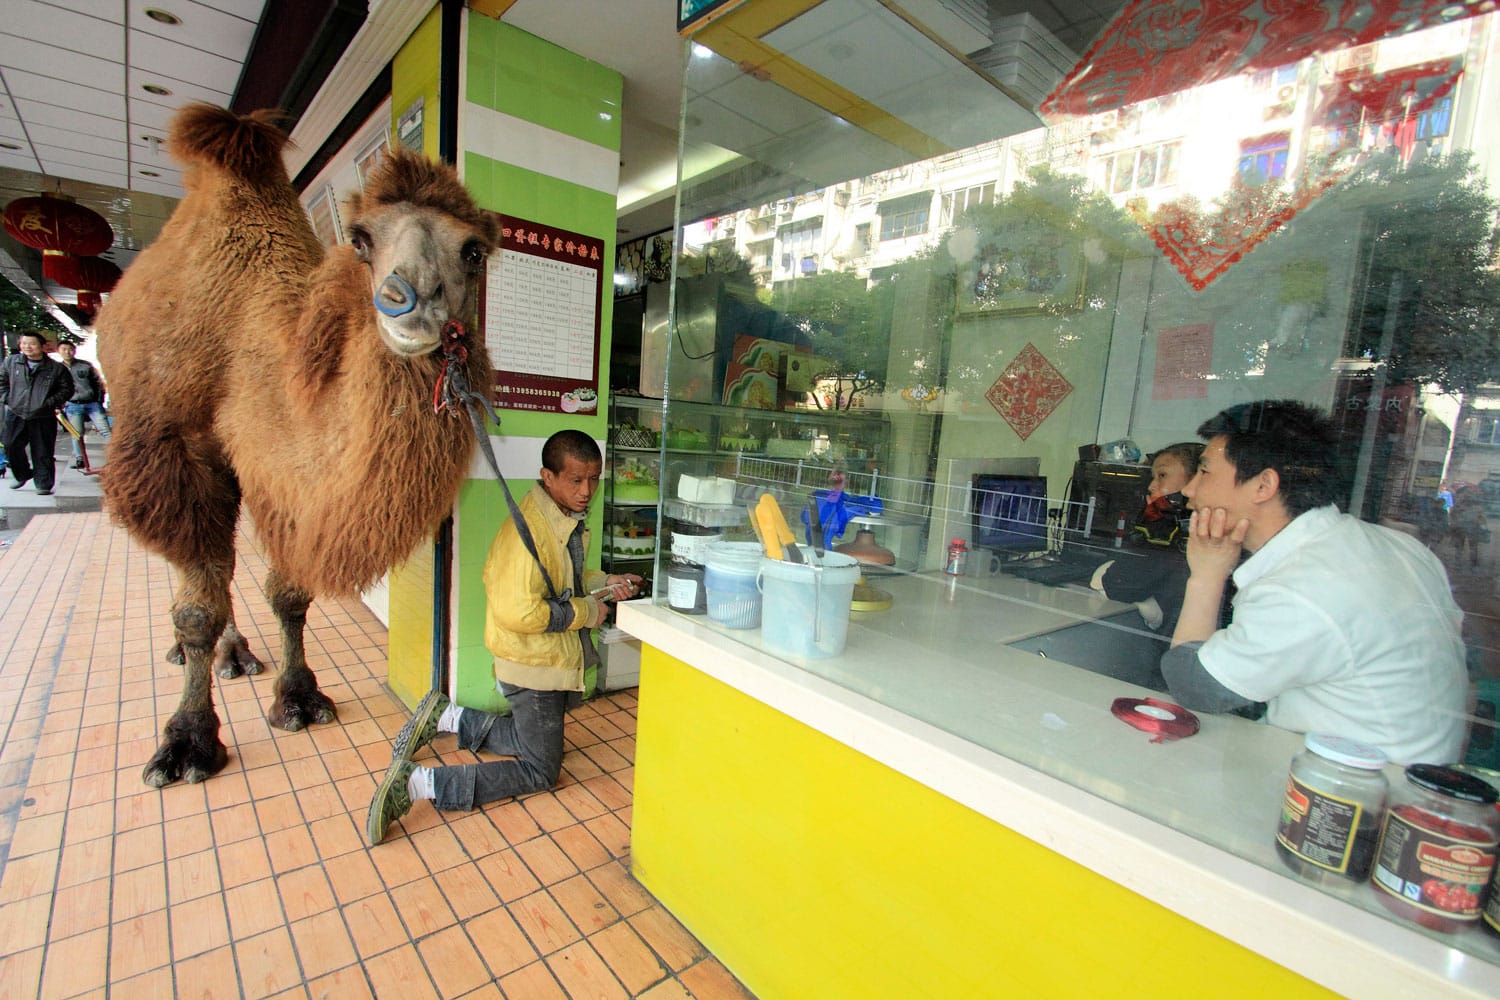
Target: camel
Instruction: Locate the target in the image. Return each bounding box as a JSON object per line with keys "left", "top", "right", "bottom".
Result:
{"left": 96, "top": 104, "right": 499, "bottom": 787}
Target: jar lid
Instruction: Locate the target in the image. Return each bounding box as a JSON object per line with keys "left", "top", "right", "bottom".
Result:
{"left": 1453, "top": 763, "right": 1500, "bottom": 797}
{"left": 1405, "top": 763, "right": 1500, "bottom": 804}
{"left": 1304, "top": 733, "right": 1387, "bottom": 770}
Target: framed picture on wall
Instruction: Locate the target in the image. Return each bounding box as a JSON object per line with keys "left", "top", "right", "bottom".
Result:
{"left": 955, "top": 217, "right": 1086, "bottom": 317}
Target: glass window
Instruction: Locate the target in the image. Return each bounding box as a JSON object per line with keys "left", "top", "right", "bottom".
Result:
{"left": 778, "top": 217, "right": 823, "bottom": 276}
{"left": 940, "top": 183, "right": 995, "bottom": 226}
{"left": 878, "top": 192, "right": 932, "bottom": 240}
{"left": 305, "top": 185, "right": 341, "bottom": 246}
{"left": 671, "top": 5, "right": 1500, "bottom": 973}
{"left": 354, "top": 130, "right": 390, "bottom": 189}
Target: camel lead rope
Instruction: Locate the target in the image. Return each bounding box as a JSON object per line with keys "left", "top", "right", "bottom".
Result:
{"left": 431, "top": 319, "right": 565, "bottom": 600}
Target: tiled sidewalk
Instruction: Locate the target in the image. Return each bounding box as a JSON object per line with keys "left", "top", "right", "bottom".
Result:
{"left": 0, "top": 512, "right": 751, "bottom": 999}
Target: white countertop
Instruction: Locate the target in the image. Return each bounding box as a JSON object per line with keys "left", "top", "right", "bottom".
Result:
{"left": 620, "top": 582, "right": 1500, "bottom": 998}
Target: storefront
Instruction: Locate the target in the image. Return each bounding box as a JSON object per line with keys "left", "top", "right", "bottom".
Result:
{"left": 618, "top": 1, "right": 1500, "bottom": 994}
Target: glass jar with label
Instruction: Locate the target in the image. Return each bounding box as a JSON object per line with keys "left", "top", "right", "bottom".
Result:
{"left": 1370, "top": 764, "right": 1500, "bottom": 933}
{"left": 1275, "top": 733, "right": 1388, "bottom": 882}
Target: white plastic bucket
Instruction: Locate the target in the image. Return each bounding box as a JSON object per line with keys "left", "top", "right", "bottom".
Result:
{"left": 758, "top": 552, "right": 861, "bottom": 658}
{"left": 704, "top": 541, "right": 763, "bottom": 628}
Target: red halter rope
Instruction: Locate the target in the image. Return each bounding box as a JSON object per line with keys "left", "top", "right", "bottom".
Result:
{"left": 432, "top": 319, "right": 472, "bottom": 416}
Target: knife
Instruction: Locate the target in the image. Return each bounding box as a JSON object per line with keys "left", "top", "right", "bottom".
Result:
{"left": 757, "top": 493, "right": 803, "bottom": 563}
{"left": 807, "top": 500, "right": 825, "bottom": 560}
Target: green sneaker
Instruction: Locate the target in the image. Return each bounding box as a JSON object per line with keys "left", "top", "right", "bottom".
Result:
{"left": 366, "top": 759, "right": 416, "bottom": 846}
{"left": 393, "top": 689, "right": 449, "bottom": 764}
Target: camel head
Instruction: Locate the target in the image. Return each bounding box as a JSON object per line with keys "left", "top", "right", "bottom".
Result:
{"left": 344, "top": 149, "right": 501, "bottom": 356}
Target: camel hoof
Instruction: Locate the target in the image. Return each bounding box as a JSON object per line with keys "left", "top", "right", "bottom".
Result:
{"left": 215, "top": 636, "right": 265, "bottom": 679}
{"left": 141, "top": 731, "right": 228, "bottom": 788}
{"left": 165, "top": 641, "right": 185, "bottom": 665}
{"left": 268, "top": 689, "right": 337, "bottom": 731}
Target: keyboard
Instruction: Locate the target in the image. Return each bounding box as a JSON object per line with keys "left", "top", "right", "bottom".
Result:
{"left": 1005, "top": 552, "right": 1108, "bottom": 586}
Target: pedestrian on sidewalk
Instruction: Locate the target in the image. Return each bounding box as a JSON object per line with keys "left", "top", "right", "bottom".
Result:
{"left": 57, "top": 340, "right": 110, "bottom": 469}
{"left": 1, "top": 331, "right": 73, "bottom": 495}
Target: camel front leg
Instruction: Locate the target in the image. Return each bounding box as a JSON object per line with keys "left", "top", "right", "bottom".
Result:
{"left": 264, "top": 571, "right": 337, "bottom": 731}
{"left": 143, "top": 560, "right": 232, "bottom": 787}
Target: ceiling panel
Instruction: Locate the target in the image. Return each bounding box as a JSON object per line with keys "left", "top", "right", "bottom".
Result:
{"left": 41, "top": 162, "right": 129, "bottom": 187}
{"left": 129, "top": 0, "right": 258, "bottom": 52}
{"left": 127, "top": 100, "right": 178, "bottom": 135}
{"left": 33, "top": 143, "right": 127, "bottom": 173}
{"left": 45, "top": 0, "right": 125, "bottom": 21}
{"left": 127, "top": 68, "right": 240, "bottom": 111}
{"left": 128, "top": 30, "right": 244, "bottom": 91}
{"left": 19, "top": 108, "right": 129, "bottom": 145}
{"left": 6, "top": 2, "right": 124, "bottom": 59}
{"left": 196, "top": 0, "right": 268, "bottom": 18}
{"left": 0, "top": 149, "right": 44, "bottom": 172}
{"left": 0, "top": 34, "right": 126, "bottom": 91}
{"left": 6, "top": 74, "right": 125, "bottom": 122}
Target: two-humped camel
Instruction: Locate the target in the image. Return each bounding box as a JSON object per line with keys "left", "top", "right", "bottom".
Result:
{"left": 97, "top": 104, "right": 499, "bottom": 787}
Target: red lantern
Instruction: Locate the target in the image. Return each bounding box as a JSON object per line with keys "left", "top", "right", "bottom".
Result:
{"left": 3, "top": 195, "right": 113, "bottom": 256}
{"left": 43, "top": 253, "right": 121, "bottom": 293}
{"left": 76, "top": 291, "right": 102, "bottom": 314}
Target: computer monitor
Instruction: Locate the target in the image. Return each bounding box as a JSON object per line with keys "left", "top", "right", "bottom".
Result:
{"left": 971, "top": 474, "right": 1049, "bottom": 555}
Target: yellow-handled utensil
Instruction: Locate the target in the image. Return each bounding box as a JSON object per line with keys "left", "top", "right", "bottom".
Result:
{"left": 746, "top": 501, "right": 774, "bottom": 559}
{"left": 757, "top": 493, "right": 803, "bottom": 563}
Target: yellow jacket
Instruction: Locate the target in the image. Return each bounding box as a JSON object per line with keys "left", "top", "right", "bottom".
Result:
{"left": 481, "top": 482, "right": 607, "bottom": 692}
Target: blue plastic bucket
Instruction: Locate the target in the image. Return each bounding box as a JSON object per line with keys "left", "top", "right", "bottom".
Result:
{"left": 758, "top": 552, "right": 861, "bottom": 658}
{"left": 704, "top": 541, "right": 763, "bottom": 628}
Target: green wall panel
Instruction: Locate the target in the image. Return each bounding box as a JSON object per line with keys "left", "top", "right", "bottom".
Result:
{"left": 466, "top": 15, "right": 622, "bottom": 150}
{"left": 451, "top": 13, "right": 623, "bottom": 710}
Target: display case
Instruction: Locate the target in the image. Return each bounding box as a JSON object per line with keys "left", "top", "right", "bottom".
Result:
{"left": 602, "top": 394, "right": 667, "bottom": 592}
{"left": 603, "top": 394, "right": 908, "bottom": 588}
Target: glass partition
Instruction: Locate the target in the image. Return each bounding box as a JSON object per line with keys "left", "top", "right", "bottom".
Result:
{"left": 656, "top": 0, "right": 1500, "bottom": 964}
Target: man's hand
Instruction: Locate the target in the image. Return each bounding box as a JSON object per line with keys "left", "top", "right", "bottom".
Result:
{"left": 597, "top": 574, "right": 643, "bottom": 603}
{"left": 1171, "top": 507, "right": 1248, "bottom": 648}
{"left": 1185, "top": 507, "right": 1249, "bottom": 583}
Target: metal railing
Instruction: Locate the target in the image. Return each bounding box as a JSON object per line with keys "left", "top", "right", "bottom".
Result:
{"left": 731, "top": 456, "right": 1101, "bottom": 553}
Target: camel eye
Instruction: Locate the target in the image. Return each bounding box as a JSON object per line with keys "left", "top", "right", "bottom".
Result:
{"left": 461, "top": 239, "right": 486, "bottom": 272}
{"left": 349, "top": 226, "right": 372, "bottom": 259}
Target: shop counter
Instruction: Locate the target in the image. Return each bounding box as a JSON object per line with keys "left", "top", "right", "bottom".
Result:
{"left": 618, "top": 587, "right": 1500, "bottom": 998}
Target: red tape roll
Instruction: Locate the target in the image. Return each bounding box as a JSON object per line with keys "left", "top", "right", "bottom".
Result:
{"left": 1111, "top": 697, "right": 1200, "bottom": 743}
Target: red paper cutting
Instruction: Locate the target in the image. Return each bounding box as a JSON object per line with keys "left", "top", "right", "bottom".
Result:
{"left": 986, "top": 343, "right": 1073, "bottom": 441}
{"left": 1040, "top": 1, "right": 1488, "bottom": 291}
{"left": 1040, "top": 0, "right": 1489, "bottom": 120}
{"left": 1130, "top": 53, "right": 1461, "bottom": 290}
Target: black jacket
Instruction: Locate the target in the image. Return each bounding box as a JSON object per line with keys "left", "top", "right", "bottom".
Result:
{"left": 64, "top": 358, "right": 106, "bottom": 404}
{"left": 0, "top": 352, "right": 73, "bottom": 420}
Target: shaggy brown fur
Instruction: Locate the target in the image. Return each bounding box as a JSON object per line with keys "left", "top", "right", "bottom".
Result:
{"left": 97, "top": 103, "right": 499, "bottom": 787}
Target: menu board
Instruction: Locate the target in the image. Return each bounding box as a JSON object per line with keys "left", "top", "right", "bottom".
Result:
{"left": 483, "top": 214, "right": 603, "bottom": 414}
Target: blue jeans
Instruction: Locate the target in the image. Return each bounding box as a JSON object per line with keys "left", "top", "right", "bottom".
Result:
{"left": 63, "top": 402, "right": 110, "bottom": 462}
{"left": 430, "top": 682, "right": 568, "bottom": 811}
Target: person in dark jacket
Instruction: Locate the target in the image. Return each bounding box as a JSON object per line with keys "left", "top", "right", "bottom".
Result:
{"left": 1090, "top": 443, "right": 1204, "bottom": 689}
{"left": 1, "top": 331, "right": 74, "bottom": 494}
{"left": 56, "top": 340, "right": 110, "bottom": 469}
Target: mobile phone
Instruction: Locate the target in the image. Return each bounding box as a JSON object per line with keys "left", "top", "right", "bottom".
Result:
{"left": 589, "top": 582, "right": 637, "bottom": 599}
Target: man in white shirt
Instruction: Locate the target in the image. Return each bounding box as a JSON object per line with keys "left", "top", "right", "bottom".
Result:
{"left": 1162, "top": 399, "right": 1468, "bottom": 764}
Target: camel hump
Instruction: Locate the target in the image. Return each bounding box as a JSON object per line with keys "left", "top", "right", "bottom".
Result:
{"left": 168, "top": 104, "right": 291, "bottom": 185}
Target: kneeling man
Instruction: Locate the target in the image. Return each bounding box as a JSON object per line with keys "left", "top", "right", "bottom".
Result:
{"left": 1163, "top": 399, "right": 1467, "bottom": 764}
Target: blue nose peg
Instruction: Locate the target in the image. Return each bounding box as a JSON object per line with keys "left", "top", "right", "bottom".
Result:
{"left": 374, "top": 273, "right": 417, "bottom": 317}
